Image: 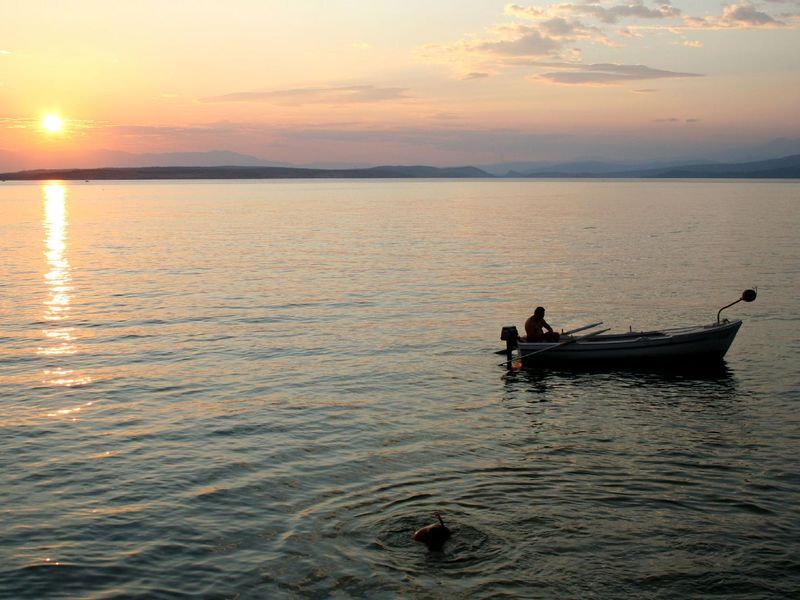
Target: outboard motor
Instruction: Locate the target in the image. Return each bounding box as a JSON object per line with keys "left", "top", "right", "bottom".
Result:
{"left": 500, "top": 326, "right": 519, "bottom": 361}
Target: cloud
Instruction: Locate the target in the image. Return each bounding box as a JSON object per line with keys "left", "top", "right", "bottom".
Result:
{"left": 538, "top": 62, "right": 702, "bottom": 84}
{"left": 513, "top": 1, "right": 794, "bottom": 30}
{"left": 561, "top": 1, "right": 682, "bottom": 25}
{"left": 0, "top": 116, "right": 97, "bottom": 130}
{"left": 0, "top": 117, "right": 31, "bottom": 129}
{"left": 683, "top": 2, "right": 787, "bottom": 29}
{"left": 201, "top": 85, "right": 411, "bottom": 105}
{"left": 461, "top": 72, "right": 490, "bottom": 80}
{"left": 506, "top": 1, "right": 682, "bottom": 24}
{"left": 99, "top": 123, "right": 256, "bottom": 140}
{"left": 617, "top": 26, "right": 643, "bottom": 37}
{"left": 420, "top": 2, "right": 696, "bottom": 75}
{"left": 424, "top": 1, "right": 798, "bottom": 80}
{"left": 721, "top": 2, "right": 784, "bottom": 26}
{"left": 505, "top": 4, "right": 547, "bottom": 19}
{"left": 475, "top": 26, "right": 564, "bottom": 56}
{"left": 477, "top": 30, "right": 561, "bottom": 56}
{"left": 539, "top": 16, "right": 615, "bottom": 44}
{"left": 654, "top": 117, "right": 700, "bottom": 124}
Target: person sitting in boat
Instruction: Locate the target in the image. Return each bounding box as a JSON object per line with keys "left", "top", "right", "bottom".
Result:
{"left": 525, "top": 306, "right": 560, "bottom": 342}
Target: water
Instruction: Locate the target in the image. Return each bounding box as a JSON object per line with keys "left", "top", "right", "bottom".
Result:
{"left": 1, "top": 179, "right": 799, "bottom": 598}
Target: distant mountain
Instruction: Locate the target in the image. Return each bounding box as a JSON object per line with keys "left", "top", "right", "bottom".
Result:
{"left": 92, "top": 149, "right": 291, "bottom": 168}
{"left": 636, "top": 153, "right": 800, "bottom": 179}
{"left": 479, "top": 137, "right": 800, "bottom": 177}
{"left": 716, "top": 138, "right": 800, "bottom": 163}
{"left": 479, "top": 158, "right": 718, "bottom": 177}
{"left": 520, "top": 159, "right": 717, "bottom": 177}
{"left": 1, "top": 156, "right": 797, "bottom": 180}
{"left": 298, "top": 161, "right": 373, "bottom": 170}
{"left": 518, "top": 154, "right": 800, "bottom": 179}
{"left": 0, "top": 149, "right": 26, "bottom": 172}
{"left": 2, "top": 143, "right": 799, "bottom": 180}
{"left": 0, "top": 148, "right": 292, "bottom": 172}
{"left": 0, "top": 164, "right": 493, "bottom": 180}
{"left": 4, "top": 135, "right": 800, "bottom": 175}
{"left": 359, "top": 165, "right": 490, "bottom": 178}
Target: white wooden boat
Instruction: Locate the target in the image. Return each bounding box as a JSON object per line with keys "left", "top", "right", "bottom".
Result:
{"left": 500, "top": 289, "right": 756, "bottom": 367}
{"left": 514, "top": 319, "right": 742, "bottom": 366}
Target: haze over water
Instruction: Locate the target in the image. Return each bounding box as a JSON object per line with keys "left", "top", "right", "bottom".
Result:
{"left": 1, "top": 180, "right": 799, "bottom": 598}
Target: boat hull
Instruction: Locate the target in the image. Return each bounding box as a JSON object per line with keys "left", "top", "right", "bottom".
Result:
{"left": 516, "top": 320, "right": 742, "bottom": 366}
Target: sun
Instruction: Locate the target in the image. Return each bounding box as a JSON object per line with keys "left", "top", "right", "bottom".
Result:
{"left": 42, "top": 114, "right": 64, "bottom": 133}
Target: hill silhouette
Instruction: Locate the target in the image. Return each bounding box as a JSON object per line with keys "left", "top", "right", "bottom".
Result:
{"left": 1, "top": 155, "right": 799, "bottom": 180}
{"left": 0, "top": 164, "right": 491, "bottom": 180}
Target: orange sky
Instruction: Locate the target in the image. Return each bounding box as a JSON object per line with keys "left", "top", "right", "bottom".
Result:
{"left": 1, "top": 1, "right": 799, "bottom": 168}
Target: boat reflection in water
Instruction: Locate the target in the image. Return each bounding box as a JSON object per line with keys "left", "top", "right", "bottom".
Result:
{"left": 502, "top": 361, "right": 738, "bottom": 407}
{"left": 38, "top": 183, "right": 92, "bottom": 393}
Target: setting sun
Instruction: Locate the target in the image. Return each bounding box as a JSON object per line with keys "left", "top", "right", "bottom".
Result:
{"left": 42, "top": 114, "right": 64, "bottom": 133}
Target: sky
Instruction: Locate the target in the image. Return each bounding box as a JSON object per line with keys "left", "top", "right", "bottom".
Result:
{"left": 1, "top": 0, "right": 799, "bottom": 168}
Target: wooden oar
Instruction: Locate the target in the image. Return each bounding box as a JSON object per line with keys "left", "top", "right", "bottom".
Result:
{"left": 493, "top": 321, "right": 602, "bottom": 354}
{"left": 498, "top": 327, "right": 610, "bottom": 367}
{"left": 563, "top": 321, "right": 603, "bottom": 336}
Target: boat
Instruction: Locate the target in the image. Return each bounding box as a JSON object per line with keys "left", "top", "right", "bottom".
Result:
{"left": 499, "top": 289, "right": 756, "bottom": 367}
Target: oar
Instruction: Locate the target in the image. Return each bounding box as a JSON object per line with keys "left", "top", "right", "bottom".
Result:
{"left": 563, "top": 321, "right": 603, "bottom": 336}
{"left": 498, "top": 327, "right": 610, "bottom": 367}
{"left": 493, "top": 321, "right": 602, "bottom": 354}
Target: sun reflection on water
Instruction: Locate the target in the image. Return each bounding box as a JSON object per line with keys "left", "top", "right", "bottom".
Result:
{"left": 38, "top": 184, "right": 92, "bottom": 388}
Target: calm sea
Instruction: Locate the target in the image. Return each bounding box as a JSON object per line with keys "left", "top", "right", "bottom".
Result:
{"left": 1, "top": 179, "right": 799, "bottom": 599}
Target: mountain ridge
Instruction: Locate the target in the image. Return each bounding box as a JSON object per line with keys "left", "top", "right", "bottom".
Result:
{"left": 0, "top": 164, "right": 491, "bottom": 180}
{"left": 1, "top": 155, "right": 799, "bottom": 181}
{"left": 2, "top": 138, "right": 800, "bottom": 174}
{"left": 516, "top": 154, "right": 800, "bottom": 179}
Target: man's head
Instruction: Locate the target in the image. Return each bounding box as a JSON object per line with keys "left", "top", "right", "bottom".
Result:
{"left": 533, "top": 306, "right": 545, "bottom": 319}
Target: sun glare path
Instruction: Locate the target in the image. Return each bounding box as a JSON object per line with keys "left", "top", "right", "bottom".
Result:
{"left": 38, "top": 184, "right": 93, "bottom": 391}
{"left": 42, "top": 114, "right": 64, "bottom": 133}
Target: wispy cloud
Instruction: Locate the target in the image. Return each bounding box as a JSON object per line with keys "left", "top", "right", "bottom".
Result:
{"left": 506, "top": 1, "right": 682, "bottom": 25}
{"left": 0, "top": 117, "right": 30, "bottom": 129}
{"left": 538, "top": 63, "right": 702, "bottom": 85}
{"left": 420, "top": 2, "right": 689, "bottom": 77}
{"left": 0, "top": 116, "right": 97, "bottom": 130}
{"left": 461, "top": 72, "right": 490, "bottom": 80}
{"left": 108, "top": 124, "right": 230, "bottom": 136}
{"left": 683, "top": 2, "right": 788, "bottom": 29}
{"left": 654, "top": 117, "right": 700, "bottom": 124}
{"left": 0, "top": 49, "right": 11, "bottom": 56}
{"left": 201, "top": 85, "right": 410, "bottom": 105}
{"left": 420, "top": 1, "right": 796, "bottom": 77}
{"left": 475, "top": 26, "right": 564, "bottom": 56}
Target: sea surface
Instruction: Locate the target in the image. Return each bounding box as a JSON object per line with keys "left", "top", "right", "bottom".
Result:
{"left": 1, "top": 179, "right": 799, "bottom": 599}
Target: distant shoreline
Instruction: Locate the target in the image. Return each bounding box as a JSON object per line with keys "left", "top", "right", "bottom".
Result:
{"left": 0, "top": 165, "right": 492, "bottom": 181}
{"left": 1, "top": 154, "right": 799, "bottom": 180}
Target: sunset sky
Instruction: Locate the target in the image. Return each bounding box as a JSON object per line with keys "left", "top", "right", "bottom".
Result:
{"left": 1, "top": 0, "right": 799, "bottom": 168}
